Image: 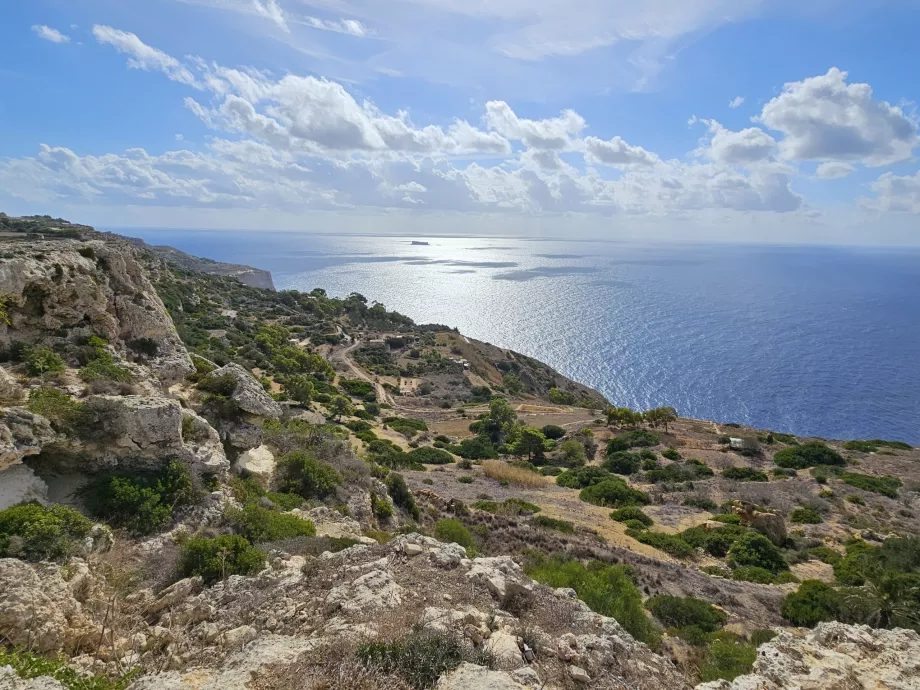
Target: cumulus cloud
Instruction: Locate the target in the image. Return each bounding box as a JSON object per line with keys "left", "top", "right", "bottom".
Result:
{"left": 696, "top": 120, "right": 777, "bottom": 164}
{"left": 759, "top": 67, "right": 918, "bottom": 166}
{"left": 92, "top": 26, "right": 201, "bottom": 88}
{"left": 32, "top": 25, "right": 70, "bottom": 43}
{"left": 484, "top": 101, "right": 585, "bottom": 150}
{"left": 815, "top": 162, "right": 854, "bottom": 180}
{"left": 863, "top": 171, "right": 920, "bottom": 213}
{"left": 584, "top": 136, "right": 659, "bottom": 168}
{"left": 729, "top": 96, "right": 744, "bottom": 109}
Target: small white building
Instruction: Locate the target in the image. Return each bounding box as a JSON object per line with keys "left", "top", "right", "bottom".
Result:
{"left": 729, "top": 437, "right": 745, "bottom": 450}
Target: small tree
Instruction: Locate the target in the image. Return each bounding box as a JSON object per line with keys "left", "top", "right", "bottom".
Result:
{"left": 284, "top": 375, "right": 314, "bottom": 405}
{"left": 328, "top": 395, "right": 354, "bottom": 421}
{"left": 644, "top": 406, "right": 678, "bottom": 432}
{"left": 514, "top": 427, "right": 547, "bottom": 461}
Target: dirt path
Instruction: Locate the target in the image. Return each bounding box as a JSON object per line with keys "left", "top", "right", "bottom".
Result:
{"left": 332, "top": 341, "right": 399, "bottom": 408}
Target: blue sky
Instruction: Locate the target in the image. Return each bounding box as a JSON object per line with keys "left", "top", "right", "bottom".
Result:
{"left": 2, "top": 0, "right": 920, "bottom": 244}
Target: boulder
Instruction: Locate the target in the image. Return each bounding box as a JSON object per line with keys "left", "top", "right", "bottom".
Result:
{"left": 487, "top": 630, "right": 524, "bottom": 670}
{"left": 466, "top": 556, "right": 534, "bottom": 600}
{"left": 751, "top": 512, "right": 787, "bottom": 546}
{"left": 0, "top": 666, "right": 65, "bottom": 690}
{"left": 235, "top": 445, "right": 275, "bottom": 481}
{"left": 0, "top": 366, "right": 23, "bottom": 402}
{"left": 0, "top": 464, "right": 49, "bottom": 510}
{"left": 0, "top": 407, "right": 57, "bottom": 471}
{"left": 324, "top": 568, "right": 404, "bottom": 614}
{"left": 436, "top": 662, "right": 530, "bottom": 689}
{"left": 204, "top": 364, "right": 282, "bottom": 419}
{"left": 696, "top": 622, "right": 920, "bottom": 690}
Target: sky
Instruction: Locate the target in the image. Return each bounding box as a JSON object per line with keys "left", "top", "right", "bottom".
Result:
{"left": 2, "top": 0, "right": 920, "bottom": 244}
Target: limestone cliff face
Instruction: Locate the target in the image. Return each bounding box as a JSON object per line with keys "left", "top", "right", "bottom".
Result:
{"left": 0, "top": 238, "right": 192, "bottom": 384}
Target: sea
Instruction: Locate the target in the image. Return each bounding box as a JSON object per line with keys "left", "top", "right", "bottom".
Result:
{"left": 116, "top": 229, "right": 920, "bottom": 445}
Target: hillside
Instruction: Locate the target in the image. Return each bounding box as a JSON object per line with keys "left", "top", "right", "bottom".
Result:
{"left": 0, "top": 219, "right": 918, "bottom": 690}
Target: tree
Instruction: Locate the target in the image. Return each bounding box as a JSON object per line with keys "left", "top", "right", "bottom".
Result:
{"left": 606, "top": 406, "right": 641, "bottom": 428}
{"left": 328, "top": 395, "right": 354, "bottom": 421}
{"left": 478, "top": 397, "right": 518, "bottom": 444}
{"left": 644, "top": 406, "right": 678, "bottom": 432}
{"left": 514, "top": 427, "right": 547, "bottom": 461}
{"left": 502, "top": 373, "right": 523, "bottom": 395}
{"left": 284, "top": 375, "right": 314, "bottom": 405}
{"left": 555, "top": 439, "right": 587, "bottom": 467}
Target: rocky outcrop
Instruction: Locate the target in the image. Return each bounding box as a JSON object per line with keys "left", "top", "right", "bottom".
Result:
{"left": 203, "top": 364, "right": 282, "bottom": 453}
{"left": 697, "top": 622, "right": 920, "bottom": 690}
{"left": 436, "top": 662, "right": 530, "bottom": 689}
{"left": 0, "top": 464, "right": 49, "bottom": 510}
{"left": 235, "top": 445, "right": 275, "bottom": 482}
{"left": 732, "top": 500, "right": 787, "bottom": 546}
{"left": 0, "top": 239, "right": 192, "bottom": 384}
{"left": 0, "top": 366, "right": 23, "bottom": 402}
{"left": 0, "top": 407, "right": 57, "bottom": 471}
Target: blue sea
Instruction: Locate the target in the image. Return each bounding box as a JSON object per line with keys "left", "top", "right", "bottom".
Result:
{"left": 117, "top": 229, "right": 920, "bottom": 445}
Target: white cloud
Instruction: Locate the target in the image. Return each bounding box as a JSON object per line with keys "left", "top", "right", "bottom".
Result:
{"left": 863, "top": 171, "right": 920, "bottom": 213}
{"left": 32, "top": 25, "right": 70, "bottom": 43}
{"left": 584, "top": 136, "right": 659, "bottom": 168}
{"left": 729, "top": 96, "right": 744, "bottom": 109}
{"left": 759, "top": 67, "right": 918, "bottom": 167}
{"left": 251, "top": 0, "right": 289, "bottom": 31}
{"left": 815, "top": 162, "right": 854, "bottom": 180}
{"left": 300, "top": 16, "right": 369, "bottom": 37}
{"left": 92, "top": 26, "right": 201, "bottom": 88}
{"left": 484, "top": 101, "right": 584, "bottom": 150}
{"left": 696, "top": 120, "right": 777, "bottom": 164}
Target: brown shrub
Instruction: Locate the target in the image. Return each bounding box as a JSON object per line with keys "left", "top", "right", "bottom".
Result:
{"left": 480, "top": 461, "right": 546, "bottom": 488}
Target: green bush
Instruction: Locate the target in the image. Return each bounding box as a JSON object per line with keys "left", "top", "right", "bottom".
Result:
{"left": 607, "top": 429, "right": 660, "bottom": 452}
{"left": 0, "top": 648, "right": 133, "bottom": 690}
{"left": 553, "top": 439, "right": 587, "bottom": 467}
{"left": 356, "top": 631, "right": 493, "bottom": 689}
{"left": 580, "top": 479, "right": 650, "bottom": 508}
{"left": 679, "top": 524, "right": 747, "bottom": 557}
{"left": 78, "top": 461, "right": 197, "bottom": 535}
{"left": 731, "top": 566, "right": 776, "bottom": 584}
{"left": 645, "top": 461, "right": 713, "bottom": 483}
{"left": 712, "top": 513, "right": 742, "bottom": 525}
{"left": 25, "top": 346, "right": 65, "bottom": 377}
{"left": 524, "top": 554, "right": 660, "bottom": 646}
{"left": 790, "top": 507, "right": 823, "bottom": 524}
{"left": 27, "top": 387, "right": 89, "bottom": 433}
{"left": 434, "top": 519, "right": 478, "bottom": 556}
{"left": 723, "top": 466, "right": 769, "bottom": 482}
{"left": 225, "top": 502, "right": 316, "bottom": 543}
{"left": 387, "top": 472, "right": 420, "bottom": 520}
{"left": 781, "top": 580, "right": 840, "bottom": 626}
{"left": 604, "top": 451, "right": 642, "bottom": 475}
{"left": 530, "top": 515, "right": 575, "bottom": 533}
{"left": 627, "top": 529, "right": 695, "bottom": 558}
{"left": 839, "top": 472, "right": 901, "bottom": 498}
{"left": 646, "top": 595, "right": 727, "bottom": 632}
{"left": 383, "top": 416, "right": 429, "bottom": 437}
{"left": 683, "top": 496, "right": 719, "bottom": 511}
{"left": 275, "top": 451, "right": 341, "bottom": 499}
{"left": 79, "top": 357, "right": 135, "bottom": 383}
{"left": 0, "top": 503, "right": 93, "bottom": 561}
{"left": 699, "top": 632, "right": 757, "bottom": 683}
{"left": 179, "top": 534, "right": 265, "bottom": 585}
{"left": 370, "top": 490, "right": 394, "bottom": 520}
{"left": 661, "top": 447, "right": 682, "bottom": 460}
{"left": 541, "top": 424, "right": 566, "bottom": 440}
{"left": 472, "top": 498, "right": 540, "bottom": 515}
{"left": 457, "top": 475, "right": 474, "bottom": 484}
{"left": 197, "top": 371, "right": 238, "bottom": 396}
{"left": 728, "top": 532, "right": 789, "bottom": 573}
{"left": 455, "top": 436, "right": 498, "bottom": 460}
{"left": 556, "top": 465, "right": 610, "bottom": 489}
{"left": 774, "top": 442, "right": 845, "bottom": 469}
{"left": 610, "top": 506, "right": 653, "bottom": 527}
{"left": 339, "top": 378, "right": 375, "bottom": 398}
{"left": 843, "top": 439, "right": 913, "bottom": 452}
{"left": 408, "top": 446, "right": 455, "bottom": 465}
{"left": 806, "top": 546, "right": 842, "bottom": 565}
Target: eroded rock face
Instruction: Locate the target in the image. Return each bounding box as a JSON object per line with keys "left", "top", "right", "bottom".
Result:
{"left": 0, "top": 366, "right": 23, "bottom": 402}
{"left": 0, "top": 407, "right": 57, "bottom": 471}
{"left": 436, "top": 662, "right": 530, "bottom": 689}
{"left": 0, "top": 239, "right": 192, "bottom": 385}
{"left": 732, "top": 500, "right": 787, "bottom": 546}
{"left": 696, "top": 622, "right": 920, "bottom": 690}
{"left": 0, "top": 464, "right": 49, "bottom": 510}
{"left": 205, "top": 364, "right": 282, "bottom": 419}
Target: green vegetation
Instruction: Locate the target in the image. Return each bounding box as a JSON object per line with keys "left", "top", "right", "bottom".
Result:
{"left": 25, "top": 346, "right": 65, "bottom": 377}
{"left": 524, "top": 553, "right": 660, "bottom": 646}
{"left": 731, "top": 566, "right": 780, "bottom": 584}
{"left": 384, "top": 416, "right": 429, "bottom": 437}
{"left": 781, "top": 580, "right": 841, "bottom": 627}
{"left": 407, "top": 446, "right": 455, "bottom": 465}
{"left": 610, "top": 506, "right": 653, "bottom": 527}
{"left": 370, "top": 490, "right": 394, "bottom": 520}
{"left": 683, "top": 496, "right": 719, "bottom": 511}
{"left": 356, "top": 631, "right": 494, "bottom": 689}
{"left": 556, "top": 465, "right": 611, "bottom": 489}
{"left": 728, "top": 532, "right": 789, "bottom": 573}
{"left": 790, "top": 507, "right": 823, "bottom": 524}
{"left": 774, "top": 442, "right": 845, "bottom": 469}
{"left": 553, "top": 439, "right": 588, "bottom": 466}
{"left": 27, "top": 387, "right": 90, "bottom": 434}
{"left": 386, "top": 472, "right": 420, "bottom": 520}
{"left": 604, "top": 450, "right": 642, "bottom": 475}
{"left": 626, "top": 529, "right": 695, "bottom": 558}
{"left": 0, "top": 503, "right": 93, "bottom": 561}
{"left": 275, "top": 451, "right": 341, "bottom": 500}
{"left": 680, "top": 523, "right": 747, "bottom": 558}
{"left": 434, "top": 519, "right": 478, "bottom": 556}
{"left": 722, "top": 466, "right": 769, "bottom": 482}
{"left": 0, "top": 648, "right": 134, "bottom": 690}
{"left": 473, "top": 498, "right": 540, "bottom": 515}
{"left": 607, "top": 429, "right": 661, "bottom": 452}
{"left": 699, "top": 632, "right": 758, "bottom": 683}
{"left": 78, "top": 461, "right": 197, "bottom": 535}
{"left": 580, "top": 479, "right": 650, "bottom": 508}
{"left": 530, "top": 515, "right": 575, "bottom": 533}
{"left": 225, "top": 501, "right": 316, "bottom": 543}
{"left": 339, "top": 378, "right": 375, "bottom": 398}
{"left": 661, "top": 447, "right": 682, "bottom": 461}
{"left": 541, "top": 424, "right": 566, "bottom": 440}
{"left": 454, "top": 436, "right": 498, "bottom": 460}
{"left": 646, "top": 595, "right": 727, "bottom": 632}
{"left": 842, "top": 439, "right": 912, "bottom": 452}
{"left": 179, "top": 534, "right": 265, "bottom": 585}
{"left": 839, "top": 472, "right": 901, "bottom": 498}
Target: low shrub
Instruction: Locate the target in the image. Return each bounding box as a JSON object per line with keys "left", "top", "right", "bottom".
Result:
{"left": 25, "top": 346, "right": 65, "bottom": 377}
{"left": 723, "top": 466, "right": 769, "bottom": 482}
{"left": 607, "top": 429, "right": 660, "bottom": 452}
{"left": 580, "top": 479, "right": 650, "bottom": 508}
{"left": 481, "top": 460, "right": 544, "bottom": 488}
{"left": 454, "top": 436, "right": 498, "bottom": 460}
{"left": 556, "top": 465, "right": 611, "bottom": 489}
{"left": 772, "top": 467, "right": 798, "bottom": 478}
{"left": 679, "top": 524, "right": 747, "bottom": 558}
{"left": 383, "top": 416, "right": 429, "bottom": 437}
{"left": 457, "top": 476, "right": 474, "bottom": 484}
{"left": 434, "top": 519, "right": 478, "bottom": 556}
{"left": 0, "top": 648, "right": 133, "bottom": 690}
{"left": 728, "top": 532, "right": 789, "bottom": 573}
{"left": 790, "top": 507, "right": 823, "bottom": 524}
{"left": 646, "top": 595, "right": 727, "bottom": 632}
{"left": 79, "top": 357, "right": 135, "bottom": 384}
{"left": 386, "top": 473, "right": 420, "bottom": 520}
{"left": 731, "top": 566, "right": 777, "bottom": 584}
{"left": 541, "top": 466, "right": 563, "bottom": 476}
{"left": 275, "top": 451, "right": 341, "bottom": 499}
{"left": 78, "top": 461, "right": 197, "bottom": 535}
{"left": 370, "top": 490, "right": 394, "bottom": 520}
{"left": 530, "top": 515, "right": 575, "bottom": 533}
{"left": 408, "top": 446, "right": 455, "bottom": 465}
{"left": 610, "top": 506, "right": 653, "bottom": 527}
{"left": 683, "top": 496, "right": 718, "bottom": 511}
{"left": 781, "top": 580, "right": 840, "bottom": 627}
{"left": 843, "top": 439, "right": 913, "bottom": 452}
{"left": 541, "top": 424, "right": 566, "bottom": 440}
{"left": 661, "top": 448, "right": 682, "bottom": 461}
{"left": 179, "top": 534, "right": 265, "bottom": 584}
{"left": 0, "top": 503, "right": 93, "bottom": 561}
{"left": 524, "top": 553, "right": 660, "bottom": 646}
{"left": 197, "top": 371, "right": 238, "bottom": 397}
{"left": 626, "top": 529, "right": 695, "bottom": 558}
{"left": 225, "top": 502, "right": 316, "bottom": 543}
{"left": 356, "top": 631, "right": 493, "bottom": 689}
{"left": 27, "top": 387, "right": 89, "bottom": 433}
{"left": 839, "top": 472, "right": 901, "bottom": 498}
{"left": 774, "top": 442, "right": 845, "bottom": 469}
{"left": 806, "top": 546, "right": 842, "bottom": 565}
{"left": 604, "top": 451, "right": 642, "bottom": 475}
{"left": 712, "top": 513, "right": 742, "bottom": 525}
{"left": 699, "top": 632, "right": 757, "bottom": 683}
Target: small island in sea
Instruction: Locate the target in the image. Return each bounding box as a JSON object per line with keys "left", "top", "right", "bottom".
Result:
{"left": 410, "top": 240, "right": 430, "bottom": 245}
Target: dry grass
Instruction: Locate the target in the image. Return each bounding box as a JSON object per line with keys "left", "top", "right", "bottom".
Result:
{"left": 480, "top": 460, "right": 546, "bottom": 488}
